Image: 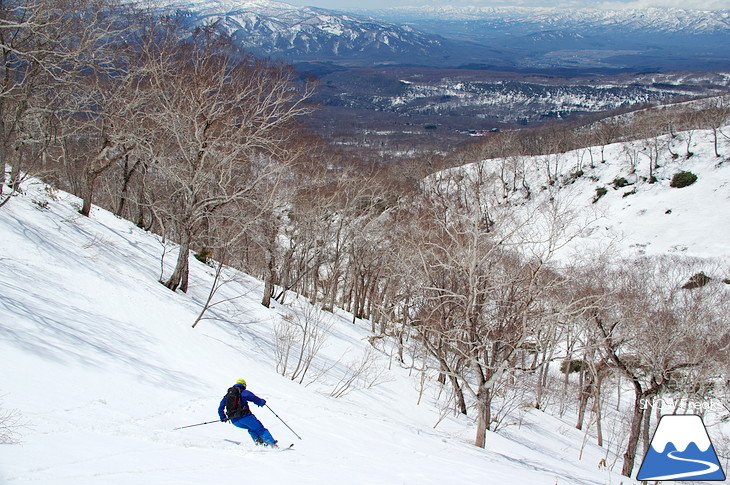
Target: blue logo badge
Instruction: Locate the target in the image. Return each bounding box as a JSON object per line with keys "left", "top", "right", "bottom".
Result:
{"left": 637, "top": 414, "right": 726, "bottom": 481}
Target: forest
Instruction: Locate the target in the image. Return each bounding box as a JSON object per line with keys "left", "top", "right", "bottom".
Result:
{"left": 1, "top": 0, "right": 729, "bottom": 479}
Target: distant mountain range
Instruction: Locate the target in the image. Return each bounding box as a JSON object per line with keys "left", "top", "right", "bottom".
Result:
{"left": 369, "top": 6, "right": 730, "bottom": 72}
{"left": 160, "top": 0, "right": 452, "bottom": 67}
{"left": 157, "top": 0, "right": 730, "bottom": 73}
{"left": 367, "top": 6, "right": 730, "bottom": 35}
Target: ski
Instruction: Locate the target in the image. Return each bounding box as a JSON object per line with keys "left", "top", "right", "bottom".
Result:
{"left": 223, "top": 439, "right": 292, "bottom": 451}
{"left": 255, "top": 443, "right": 293, "bottom": 451}
{"left": 255, "top": 443, "right": 294, "bottom": 452}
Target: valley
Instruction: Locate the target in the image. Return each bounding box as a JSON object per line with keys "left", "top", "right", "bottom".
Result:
{"left": 305, "top": 67, "right": 730, "bottom": 156}
{"left": 163, "top": 1, "right": 730, "bottom": 157}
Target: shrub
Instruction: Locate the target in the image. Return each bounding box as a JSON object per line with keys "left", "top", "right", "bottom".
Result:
{"left": 565, "top": 169, "right": 584, "bottom": 184}
{"left": 592, "top": 186, "right": 608, "bottom": 203}
{"left": 682, "top": 272, "right": 711, "bottom": 290}
{"left": 0, "top": 400, "right": 24, "bottom": 444}
{"left": 32, "top": 199, "right": 49, "bottom": 210}
{"left": 670, "top": 171, "right": 698, "bottom": 188}
{"left": 194, "top": 248, "right": 213, "bottom": 264}
{"left": 560, "top": 359, "right": 584, "bottom": 374}
{"left": 612, "top": 177, "right": 629, "bottom": 188}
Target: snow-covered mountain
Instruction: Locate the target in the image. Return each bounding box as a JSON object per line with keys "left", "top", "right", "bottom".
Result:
{"left": 154, "top": 0, "right": 451, "bottom": 66}
{"left": 145, "top": 1, "right": 730, "bottom": 71}
{"left": 369, "top": 7, "right": 730, "bottom": 35}
{"left": 366, "top": 6, "right": 730, "bottom": 71}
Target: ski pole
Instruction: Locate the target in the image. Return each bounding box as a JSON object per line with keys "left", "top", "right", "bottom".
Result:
{"left": 173, "top": 419, "right": 223, "bottom": 430}
{"left": 266, "top": 404, "right": 302, "bottom": 440}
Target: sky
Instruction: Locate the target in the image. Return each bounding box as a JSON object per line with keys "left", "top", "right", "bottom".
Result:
{"left": 283, "top": 0, "right": 729, "bottom": 11}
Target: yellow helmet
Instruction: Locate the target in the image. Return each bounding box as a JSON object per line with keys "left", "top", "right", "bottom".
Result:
{"left": 236, "top": 378, "right": 247, "bottom": 386}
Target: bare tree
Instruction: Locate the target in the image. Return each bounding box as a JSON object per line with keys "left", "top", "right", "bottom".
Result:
{"left": 592, "top": 118, "right": 623, "bottom": 164}
{"left": 699, "top": 96, "right": 730, "bottom": 158}
{"left": 275, "top": 303, "right": 333, "bottom": 383}
{"left": 0, "top": 397, "right": 23, "bottom": 444}
{"left": 583, "top": 257, "right": 729, "bottom": 477}
{"left": 55, "top": 20, "right": 143, "bottom": 218}
{"left": 137, "top": 24, "right": 314, "bottom": 292}
{"left": 410, "top": 164, "right": 585, "bottom": 448}
{"left": 0, "top": 0, "right": 126, "bottom": 207}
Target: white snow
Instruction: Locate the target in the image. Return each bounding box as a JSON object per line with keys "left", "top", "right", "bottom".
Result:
{"left": 1, "top": 122, "right": 729, "bottom": 483}
{"left": 445, "top": 124, "right": 730, "bottom": 262}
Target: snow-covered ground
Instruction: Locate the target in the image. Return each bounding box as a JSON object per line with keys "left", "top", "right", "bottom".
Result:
{"left": 561, "top": 131, "right": 730, "bottom": 261}
{"left": 0, "top": 124, "right": 728, "bottom": 484}
{"left": 0, "top": 184, "right": 626, "bottom": 484}
{"left": 449, "top": 124, "right": 730, "bottom": 263}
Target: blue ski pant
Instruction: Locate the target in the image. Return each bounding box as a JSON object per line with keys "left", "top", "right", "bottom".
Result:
{"left": 230, "top": 413, "right": 276, "bottom": 444}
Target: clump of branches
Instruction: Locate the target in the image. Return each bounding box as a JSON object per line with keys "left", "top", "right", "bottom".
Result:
{"left": 275, "top": 303, "right": 333, "bottom": 384}
{"left": 329, "top": 347, "right": 391, "bottom": 399}
{"left": 0, "top": 398, "right": 25, "bottom": 444}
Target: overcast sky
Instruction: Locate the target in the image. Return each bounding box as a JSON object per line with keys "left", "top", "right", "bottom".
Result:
{"left": 284, "top": 0, "right": 729, "bottom": 11}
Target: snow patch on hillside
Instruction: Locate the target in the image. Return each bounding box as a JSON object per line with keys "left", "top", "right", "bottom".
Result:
{"left": 449, "top": 125, "right": 730, "bottom": 262}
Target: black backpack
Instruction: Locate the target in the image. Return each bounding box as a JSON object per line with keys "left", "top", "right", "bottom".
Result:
{"left": 225, "top": 386, "right": 250, "bottom": 420}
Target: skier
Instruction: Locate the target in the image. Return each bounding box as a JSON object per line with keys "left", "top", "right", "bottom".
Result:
{"left": 218, "top": 378, "right": 278, "bottom": 447}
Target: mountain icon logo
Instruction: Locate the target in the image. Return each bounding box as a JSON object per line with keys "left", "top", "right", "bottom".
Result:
{"left": 637, "top": 414, "right": 726, "bottom": 481}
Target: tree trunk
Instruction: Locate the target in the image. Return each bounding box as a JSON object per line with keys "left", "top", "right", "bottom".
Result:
{"left": 475, "top": 385, "right": 491, "bottom": 448}
{"left": 451, "top": 374, "right": 468, "bottom": 415}
{"left": 192, "top": 261, "right": 224, "bottom": 328}
{"left": 116, "top": 157, "right": 140, "bottom": 217}
{"left": 165, "top": 230, "right": 191, "bottom": 292}
{"left": 80, "top": 171, "right": 97, "bottom": 217}
{"left": 436, "top": 352, "right": 468, "bottom": 415}
{"left": 576, "top": 372, "right": 592, "bottom": 430}
{"left": 641, "top": 400, "right": 653, "bottom": 458}
{"left": 594, "top": 374, "right": 605, "bottom": 447}
{"left": 621, "top": 390, "right": 645, "bottom": 477}
{"left": 262, "top": 255, "right": 275, "bottom": 308}
{"left": 535, "top": 352, "right": 550, "bottom": 409}
{"left": 712, "top": 128, "right": 720, "bottom": 158}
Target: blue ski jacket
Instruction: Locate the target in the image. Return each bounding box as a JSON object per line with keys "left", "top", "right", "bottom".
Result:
{"left": 218, "top": 384, "right": 267, "bottom": 421}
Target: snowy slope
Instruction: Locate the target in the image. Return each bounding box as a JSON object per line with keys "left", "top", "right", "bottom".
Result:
{"left": 554, "top": 127, "right": 730, "bottom": 260}
{"left": 0, "top": 183, "right": 629, "bottom": 482}
{"left": 443, "top": 124, "right": 730, "bottom": 263}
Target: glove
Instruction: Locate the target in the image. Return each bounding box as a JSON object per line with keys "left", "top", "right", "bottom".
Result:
{"left": 258, "top": 399, "right": 266, "bottom": 407}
